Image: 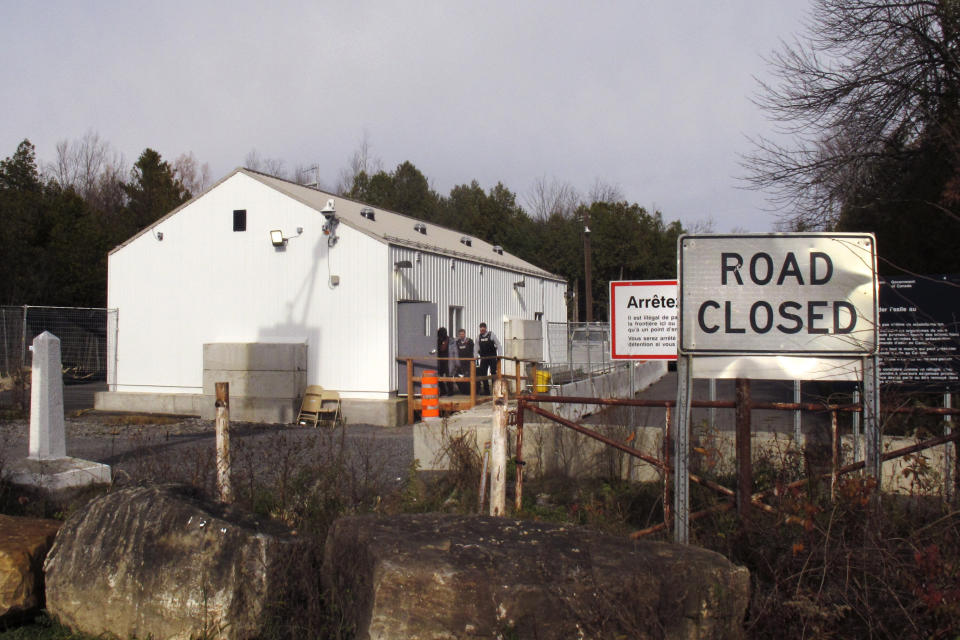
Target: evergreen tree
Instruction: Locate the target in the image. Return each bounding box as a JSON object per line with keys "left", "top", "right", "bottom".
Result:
{"left": 122, "top": 149, "right": 190, "bottom": 236}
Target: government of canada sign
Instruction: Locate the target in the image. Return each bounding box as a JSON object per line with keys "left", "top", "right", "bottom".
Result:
{"left": 678, "top": 234, "right": 878, "bottom": 355}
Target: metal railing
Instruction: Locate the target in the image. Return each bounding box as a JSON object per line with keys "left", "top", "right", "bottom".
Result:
{"left": 513, "top": 385, "right": 960, "bottom": 540}
{"left": 399, "top": 355, "right": 538, "bottom": 423}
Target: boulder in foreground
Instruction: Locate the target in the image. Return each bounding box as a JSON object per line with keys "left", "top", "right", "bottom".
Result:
{"left": 0, "top": 514, "right": 61, "bottom": 620}
{"left": 44, "top": 485, "right": 305, "bottom": 640}
{"left": 322, "top": 513, "right": 750, "bottom": 640}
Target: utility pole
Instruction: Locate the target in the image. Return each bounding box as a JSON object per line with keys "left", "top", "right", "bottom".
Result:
{"left": 583, "top": 209, "right": 593, "bottom": 323}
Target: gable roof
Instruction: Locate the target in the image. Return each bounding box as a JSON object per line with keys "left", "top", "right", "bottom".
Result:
{"left": 116, "top": 167, "right": 564, "bottom": 281}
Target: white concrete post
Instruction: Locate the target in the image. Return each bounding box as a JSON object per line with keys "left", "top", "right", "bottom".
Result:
{"left": 28, "top": 331, "right": 66, "bottom": 460}
{"left": 489, "top": 379, "right": 509, "bottom": 517}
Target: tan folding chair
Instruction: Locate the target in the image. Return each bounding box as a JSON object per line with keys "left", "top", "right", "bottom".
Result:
{"left": 317, "top": 389, "right": 343, "bottom": 427}
{"left": 297, "top": 388, "right": 324, "bottom": 427}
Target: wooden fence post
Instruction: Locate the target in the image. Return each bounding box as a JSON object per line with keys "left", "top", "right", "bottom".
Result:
{"left": 490, "top": 379, "right": 509, "bottom": 516}
{"left": 215, "top": 382, "right": 233, "bottom": 504}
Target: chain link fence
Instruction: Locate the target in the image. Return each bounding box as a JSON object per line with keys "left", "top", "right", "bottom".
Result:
{"left": 0, "top": 306, "right": 117, "bottom": 407}
{"left": 544, "top": 321, "right": 616, "bottom": 385}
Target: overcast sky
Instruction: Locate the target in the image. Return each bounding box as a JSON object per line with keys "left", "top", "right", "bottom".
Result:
{"left": 1, "top": 1, "right": 811, "bottom": 232}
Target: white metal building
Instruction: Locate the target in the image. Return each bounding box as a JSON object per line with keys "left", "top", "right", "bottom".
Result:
{"left": 96, "top": 168, "right": 567, "bottom": 424}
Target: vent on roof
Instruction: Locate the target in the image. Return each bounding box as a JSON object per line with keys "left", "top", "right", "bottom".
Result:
{"left": 360, "top": 207, "right": 376, "bottom": 221}
{"left": 414, "top": 223, "right": 427, "bottom": 235}
{"left": 460, "top": 236, "right": 472, "bottom": 247}
{"left": 492, "top": 245, "right": 504, "bottom": 255}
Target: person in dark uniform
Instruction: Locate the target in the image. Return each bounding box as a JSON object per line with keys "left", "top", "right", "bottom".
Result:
{"left": 454, "top": 328, "right": 474, "bottom": 395}
{"left": 477, "top": 322, "right": 502, "bottom": 395}
{"left": 431, "top": 327, "right": 454, "bottom": 396}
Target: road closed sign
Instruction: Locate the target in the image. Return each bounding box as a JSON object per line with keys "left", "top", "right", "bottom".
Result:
{"left": 679, "top": 234, "right": 878, "bottom": 355}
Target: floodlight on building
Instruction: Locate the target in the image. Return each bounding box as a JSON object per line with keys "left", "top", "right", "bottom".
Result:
{"left": 270, "top": 230, "right": 286, "bottom": 247}
{"left": 394, "top": 260, "right": 413, "bottom": 271}
{"left": 513, "top": 280, "right": 525, "bottom": 289}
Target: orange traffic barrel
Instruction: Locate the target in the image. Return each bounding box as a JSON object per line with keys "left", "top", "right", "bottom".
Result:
{"left": 422, "top": 369, "right": 440, "bottom": 420}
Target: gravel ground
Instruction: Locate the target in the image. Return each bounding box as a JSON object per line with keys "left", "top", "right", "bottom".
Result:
{"left": 0, "top": 414, "right": 415, "bottom": 505}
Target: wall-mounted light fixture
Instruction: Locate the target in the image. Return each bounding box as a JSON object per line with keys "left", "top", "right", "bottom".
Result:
{"left": 415, "top": 251, "right": 422, "bottom": 264}
{"left": 513, "top": 280, "right": 526, "bottom": 289}
{"left": 154, "top": 230, "right": 164, "bottom": 241}
{"left": 394, "top": 260, "right": 413, "bottom": 271}
{"left": 270, "top": 227, "right": 304, "bottom": 248}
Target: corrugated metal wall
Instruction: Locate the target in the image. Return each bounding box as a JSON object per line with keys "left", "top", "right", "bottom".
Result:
{"left": 387, "top": 245, "right": 567, "bottom": 391}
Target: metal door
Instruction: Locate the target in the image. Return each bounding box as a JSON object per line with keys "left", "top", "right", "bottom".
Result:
{"left": 397, "top": 301, "right": 438, "bottom": 396}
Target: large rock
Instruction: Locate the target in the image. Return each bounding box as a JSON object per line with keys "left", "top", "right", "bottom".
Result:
{"left": 0, "top": 514, "right": 62, "bottom": 619}
{"left": 44, "top": 485, "right": 305, "bottom": 640}
{"left": 323, "top": 514, "right": 750, "bottom": 640}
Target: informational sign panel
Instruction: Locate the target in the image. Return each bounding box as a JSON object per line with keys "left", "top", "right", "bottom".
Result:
{"left": 610, "top": 280, "right": 678, "bottom": 360}
{"left": 879, "top": 274, "right": 960, "bottom": 390}
{"left": 679, "top": 234, "right": 878, "bottom": 355}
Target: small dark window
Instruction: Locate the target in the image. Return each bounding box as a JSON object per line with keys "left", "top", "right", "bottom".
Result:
{"left": 233, "top": 209, "right": 247, "bottom": 232}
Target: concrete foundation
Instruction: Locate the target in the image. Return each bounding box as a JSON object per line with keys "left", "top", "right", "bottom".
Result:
{"left": 95, "top": 391, "right": 205, "bottom": 415}
{"left": 94, "top": 391, "right": 409, "bottom": 427}
{"left": 342, "top": 398, "right": 407, "bottom": 428}
{"left": 417, "top": 407, "right": 954, "bottom": 495}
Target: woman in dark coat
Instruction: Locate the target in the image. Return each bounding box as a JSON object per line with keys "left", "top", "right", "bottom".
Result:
{"left": 435, "top": 327, "right": 454, "bottom": 396}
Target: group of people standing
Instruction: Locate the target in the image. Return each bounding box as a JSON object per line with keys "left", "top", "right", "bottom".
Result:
{"left": 434, "top": 323, "right": 502, "bottom": 395}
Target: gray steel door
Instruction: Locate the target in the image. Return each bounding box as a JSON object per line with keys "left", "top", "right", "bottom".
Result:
{"left": 397, "top": 301, "right": 437, "bottom": 396}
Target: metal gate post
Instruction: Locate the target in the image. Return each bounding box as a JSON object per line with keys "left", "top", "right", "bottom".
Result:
{"left": 852, "top": 387, "right": 861, "bottom": 462}
{"left": 735, "top": 378, "right": 752, "bottom": 520}
{"left": 793, "top": 379, "right": 802, "bottom": 443}
{"left": 674, "top": 354, "right": 692, "bottom": 544}
{"left": 863, "top": 355, "right": 881, "bottom": 483}
{"left": 945, "top": 392, "right": 954, "bottom": 503}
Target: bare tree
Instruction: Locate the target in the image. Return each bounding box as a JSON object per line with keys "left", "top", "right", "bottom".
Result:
{"left": 743, "top": 0, "right": 960, "bottom": 230}
{"left": 173, "top": 151, "right": 211, "bottom": 196}
{"left": 244, "top": 149, "right": 288, "bottom": 179}
{"left": 686, "top": 215, "right": 716, "bottom": 234}
{"left": 336, "top": 130, "right": 383, "bottom": 195}
{"left": 46, "top": 130, "right": 125, "bottom": 201}
{"left": 587, "top": 178, "right": 624, "bottom": 204}
{"left": 525, "top": 176, "right": 581, "bottom": 219}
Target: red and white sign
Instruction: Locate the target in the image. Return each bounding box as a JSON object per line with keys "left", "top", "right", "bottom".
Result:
{"left": 610, "top": 280, "right": 678, "bottom": 360}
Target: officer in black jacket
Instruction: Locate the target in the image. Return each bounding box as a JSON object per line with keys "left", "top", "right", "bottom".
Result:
{"left": 476, "top": 322, "right": 502, "bottom": 395}
{"left": 454, "top": 328, "right": 474, "bottom": 395}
